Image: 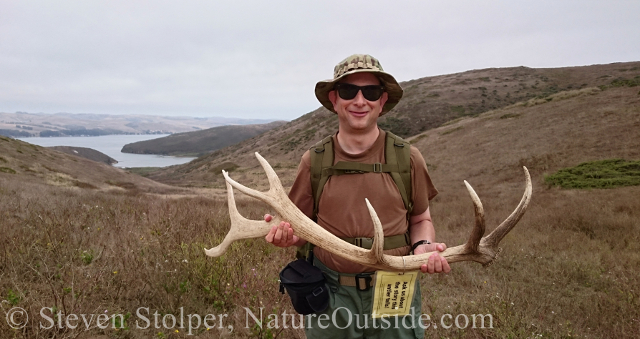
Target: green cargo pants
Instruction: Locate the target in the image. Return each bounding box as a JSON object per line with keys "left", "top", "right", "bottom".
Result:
{"left": 305, "top": 258, "right": 424, "bottom": 339}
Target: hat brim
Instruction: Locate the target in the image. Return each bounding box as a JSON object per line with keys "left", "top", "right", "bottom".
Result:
{"left": 315, "top": 69, "right": 403, "bottom": 116}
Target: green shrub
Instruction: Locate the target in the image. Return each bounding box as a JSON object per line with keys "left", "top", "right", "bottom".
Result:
{"left": 599, "top": 76, "right": 640, "bottom": 90}
{"left": 7, "top": 289, "right": 21, "bottom": 306}
{"left": 0, "top": 167, "right": 16, "bottom": 174}
{"left": 545, "top": 159, "right": 640, "bottom": 189}
{"left": 80, "top": 250, "right": 95, "bottom": 265}
{"left": 210, "top": 162, "right": 239, "bottom": 174}
{"left": 450, "top": 105, "right": 466, "bottom": 115}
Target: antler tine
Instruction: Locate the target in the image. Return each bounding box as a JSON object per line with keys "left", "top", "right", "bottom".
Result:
{"left": 482, "top": 166, "right": 532, "bottom": 248}
{"left": 462, "top": 180, "right": 485, "bottom": 253}
{"left": 205, "top": 180, "right": 281, "bottom": 257}
{"left": 254, "top": 152, "right": 287, "bottom": 196}
{"left": 222, "top": 169, "right": 269, "bottom": 202}
{"left": 365, "top": 198, "right": 386, "bottom": 264}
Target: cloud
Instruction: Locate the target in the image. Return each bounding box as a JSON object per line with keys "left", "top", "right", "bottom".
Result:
{"left": 1, "top": 0, "right": 638, "bottom": 120}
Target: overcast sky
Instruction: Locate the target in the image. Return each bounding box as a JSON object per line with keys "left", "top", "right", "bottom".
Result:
{"left": 1, "top": 1, "right": 639, "bottom": 121}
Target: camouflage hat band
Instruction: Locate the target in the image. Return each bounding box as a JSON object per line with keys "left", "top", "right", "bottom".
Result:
{"left": 315, "top": 54, "right": 403, "bottom": 115}
{"left": 333, "top": 55, "right": 383, "bottom": 78}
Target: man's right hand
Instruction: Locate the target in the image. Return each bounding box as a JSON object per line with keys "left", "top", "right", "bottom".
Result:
{"left": 264, "top": 214, "right": 301, "bottom": 248}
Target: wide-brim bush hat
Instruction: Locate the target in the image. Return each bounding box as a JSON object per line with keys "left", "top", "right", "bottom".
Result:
{"left": 315, "top": 54, "right": 403, "bottom": 115}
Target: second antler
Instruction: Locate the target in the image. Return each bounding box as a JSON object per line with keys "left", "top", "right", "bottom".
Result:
{"left": 205, "top": 153, "right": 532, "bottom": 271}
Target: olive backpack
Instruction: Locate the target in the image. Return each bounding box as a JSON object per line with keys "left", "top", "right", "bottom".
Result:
{"left": 297, "top": 130, "right": 414, "bottom": 259}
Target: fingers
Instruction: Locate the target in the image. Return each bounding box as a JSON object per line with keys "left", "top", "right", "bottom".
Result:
{"left": 265, "top": 225, "right": 276, "bottom": 243}
{"left": 441, "top": 257, "right": 451, "bottom": 273}
{"left": 274, "top": 222, "right": 286, "bottom": 243}
{"left": 413, "top": 242, "right": 449, "bottom": 274}
{"left": 274, "top": 221, "right": 290, "bottom": 244}
{"left": 427, "top": 253, "right": 436, "bottom": 273}
{"left": 264, "top": 221, "right": 296, "bottom": 248}
{"left": 421, "top": 252, "right": 451, "bottom": 274}
{"left": 433, "top": 254, "right": 443, "bottom": 272}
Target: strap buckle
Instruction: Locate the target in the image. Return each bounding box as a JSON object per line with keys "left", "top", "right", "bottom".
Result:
{"left": 312, "top": 286, "right": 325, "bottom": 296}
{"left": 355, "top": 274, "right": 372, "bottom": 291}
{"left": 373, "top": 163, "right": 382, "bottom": 173}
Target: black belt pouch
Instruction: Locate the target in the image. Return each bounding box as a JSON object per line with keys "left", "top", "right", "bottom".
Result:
{"left": 279, "top": 258, "right": 329, "bottom": 315}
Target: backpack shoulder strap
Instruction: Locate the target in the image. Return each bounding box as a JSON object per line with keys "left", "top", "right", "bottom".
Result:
{"left": 309, "top": 135, "right": 334, "bottom": 221}
{"left": 298, "top": 135, "right": 334, "bottom": 260}
{"left": 384, "top": 131, "right": 413, "bottom": 215}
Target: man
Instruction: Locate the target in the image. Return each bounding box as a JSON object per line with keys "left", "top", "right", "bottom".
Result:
{"left": 265, "top": 54, "right": 450, "bottom": 338}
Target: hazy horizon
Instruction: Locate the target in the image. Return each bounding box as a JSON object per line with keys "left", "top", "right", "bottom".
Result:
{"left": 2, "top": 1, "right": 639, "bottom": 120}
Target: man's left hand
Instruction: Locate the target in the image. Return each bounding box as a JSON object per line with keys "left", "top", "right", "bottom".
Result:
{"left": 413, "top": 243, "right": 451, "bottom": 274}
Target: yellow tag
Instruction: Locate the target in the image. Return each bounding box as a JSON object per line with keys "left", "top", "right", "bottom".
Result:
{"left": 371, "top": 270, "right": 419, "bottom": 318}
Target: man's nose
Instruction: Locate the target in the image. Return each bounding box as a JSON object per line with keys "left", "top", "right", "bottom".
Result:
{"left": 353, "top": 90, "right": 367, "bottom": 105}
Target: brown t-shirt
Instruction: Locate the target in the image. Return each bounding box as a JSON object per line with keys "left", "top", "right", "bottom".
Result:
{"left": 288, "top": 130, "right": 438, "bottom": 273}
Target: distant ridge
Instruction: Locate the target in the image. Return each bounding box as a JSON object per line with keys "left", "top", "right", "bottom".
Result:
{"left": 0, "top": 112, "right": 282, "bottom": 137}
{"left": 121, "top": 121, "right": 287, "bottom": 157}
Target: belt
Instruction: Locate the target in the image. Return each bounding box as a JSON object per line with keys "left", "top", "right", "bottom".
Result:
{"left": 335, "top": 233, "right": 409, "bottom": 292}
{"left": 338, "top": 273, "right": 376, "bottom": 291}
{"left": 340, "top": 232, "right": 410, "bottom": 250}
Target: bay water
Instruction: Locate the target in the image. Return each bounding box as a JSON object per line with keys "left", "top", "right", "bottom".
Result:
{"left": 18, "top": 134, "right": 197, "bottom": 168}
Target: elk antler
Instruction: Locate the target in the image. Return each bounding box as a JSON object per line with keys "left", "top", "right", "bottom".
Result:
{"left": 205, "top": 153, "right": 532, "bottom": 271}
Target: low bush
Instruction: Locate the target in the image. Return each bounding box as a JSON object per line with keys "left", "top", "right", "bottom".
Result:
{"left": 545, "top": 159, "right": 640, "bottom": 188}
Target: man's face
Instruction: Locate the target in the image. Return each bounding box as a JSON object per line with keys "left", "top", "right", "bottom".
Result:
{"left": 328, "top": 72, "right": 388, "bottom": 134}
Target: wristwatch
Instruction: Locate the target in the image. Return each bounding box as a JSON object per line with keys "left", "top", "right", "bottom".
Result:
{"left": 410, "top": 239, "right": 432, "bottom": 253}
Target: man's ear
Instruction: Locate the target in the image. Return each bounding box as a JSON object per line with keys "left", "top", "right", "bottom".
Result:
{"left": 378, "top": 92, "right": 389, "bottom": 114}
{"left": 328, "top": 90, "right": 337, "bottom": 108}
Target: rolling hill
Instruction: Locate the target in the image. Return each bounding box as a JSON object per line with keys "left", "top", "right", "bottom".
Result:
{"left": 0, "top": 136, "right": 183, "bottom": 194}
{"left": 49, "top": 146, "right": 118, "bottom": 165}
{"left": 121, "top": 121, "right": 287, "bottom": 157}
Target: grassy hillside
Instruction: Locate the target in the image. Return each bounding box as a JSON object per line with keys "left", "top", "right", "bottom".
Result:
{"left": 384, "top": 62, "right": 640, "bottom": 137}
{"left": 0, "top": 136, "right": 182, "bottom": 194}
{"left": 121, "top": 121, "right": 287, "bottom": 157}
{"left": 49, "top": 146, "right": 118, "bottom": 165}
{"left": 148, "top": 61, "right": 640, "bottom": 188}
{"left": 414, "top": 86, "right": 640, "bottom": 191}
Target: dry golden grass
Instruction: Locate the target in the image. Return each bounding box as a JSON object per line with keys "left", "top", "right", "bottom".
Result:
{"left": 0, "top": 178, "right": 303, "bottom": 338}
{"left": 2, "top": 158, "right": 639, "bottom": 338}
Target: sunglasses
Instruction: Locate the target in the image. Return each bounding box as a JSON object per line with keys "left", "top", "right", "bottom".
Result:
{"left": 334, "top": 83, "right": 385, "bottom": 101}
